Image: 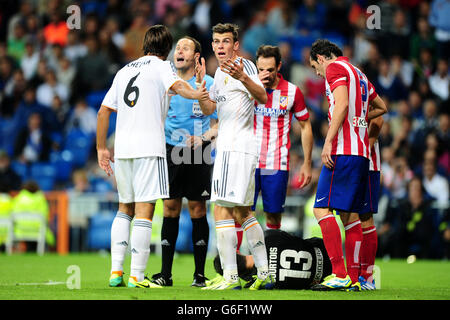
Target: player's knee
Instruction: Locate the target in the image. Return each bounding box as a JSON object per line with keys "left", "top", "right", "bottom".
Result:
{"left": 118, "top": 202, "right": 134, "bottom": 217}
{"left": 188, "top": 200, "right": 206, "bottom": 219}
{"left": 164, "top": 199, "right": 182, "bottom": 218}
{"left": 360, "top": 213, "right": 374, "bottom": 228}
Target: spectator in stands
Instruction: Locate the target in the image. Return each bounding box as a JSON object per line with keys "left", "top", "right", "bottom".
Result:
{"left": 36, "top": 68, "right": 68, "bottom": 108}
{"left": 428, "top": 58, "right": 449, "bottom": 101}
{"left": 383, "top": 156, "right": 414, "bottom": 200}
{"left": 64, "top": 30, "right": 87, "bottom": 63}
{"left": 105, "top": 16, "right": 125, "bottom": 50}
{"left": 296, "top": 0, "right": 327, "bottom": 36}
{"left": 241, "top": 9, "right": 277, "bottom": 58}
{"left": 0, "top": 150, "right": 21, "bottom": 192}
{"left": 69, "top": 169, "right": 93, "bottom": 194}
{"left": 74, "top": 35, "right": 110, "bottom": 97}
{"left": 379, "top": 177, "right": 440, "bottom": 258}
{"left": 13, "top": 112, "right": 52, "bottom": 164}
{"left": 428, "top": 0, "right": 450, "bottom": 59}
{"left": 43, "top": 11, "right": 68, "bottom": 47}
{"left": 21, "top": 40, "right": 39, "bottom": 81}
{"left": 410, "top": 17, "right": 436, "bottom": 64}
{"left": 11, "top": 180, "right": 55, "bottom": 251}
{"left": 56, "top": 56, "right": 75, "bottom": 92}
{"left": 437, "top": 113, "right": 450, "bottom": 174}
{"left": 408, "top": 90, "right": 424, "bottom": 120}
{"left": 7, "top": 21, "right": 26, "bottom": 63}
{"left": 267, "top": 0, "right": 298, "bottom": 38}
{"left": 122, "top": 13, "right": 150, "bottom": 62}
{"left": 65, "top": 98, "right": 97, "bottom": 137}
{"left": 422, "top": 156, "right": 449, "bottom": 210}
{"left": 412, "top": 47, "right": 434, "bottom": 86}
{"left": 373, "top": 58, "right": 407, "bottom": 102}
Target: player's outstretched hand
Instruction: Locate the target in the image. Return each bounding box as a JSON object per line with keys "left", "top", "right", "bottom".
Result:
{"left": 97, "top": 148, "right": 114, "bottom": 176}
{"left": 321, "top": 140, "right": 334, "bottom": 169}
{"left": 196, "top": 80, "right": 209, "bottom": 101}
{"left": 298, "top": 163, "right": 312, "bottom": 189}
{"left": 221, "top": 58, "right": 244, "bottom": 81}
{"left": 195, "top": 56, "right": 206, "bottom": 83}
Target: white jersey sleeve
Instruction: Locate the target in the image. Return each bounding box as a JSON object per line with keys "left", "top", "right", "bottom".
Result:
{"left": 158, "top": 61, "right": 181, "bottom": 93}
{"left": 101, "top": 73, "right": 119, "bottom": 110}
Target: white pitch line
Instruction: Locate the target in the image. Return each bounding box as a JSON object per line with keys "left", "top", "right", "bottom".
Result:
{"left": 15, "top": 280, "right": 66, "bottom": 286}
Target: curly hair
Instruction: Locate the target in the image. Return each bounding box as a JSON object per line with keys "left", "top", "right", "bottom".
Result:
{"left": 310, "top": 39, "right": 343, "bottom": 62}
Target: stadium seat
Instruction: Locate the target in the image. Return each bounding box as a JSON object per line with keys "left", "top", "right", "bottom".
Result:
{"left": 86, "top": 90, "right": 108, "bottom": 110}
{"left": 86, "top": 212, "right": 115, "bottom": 250}
{"left": 11, "top": 161, "right": 29, "bottom": 181}
{"left": 63, "top": 129, "right": 94, "bottom": 167}
{"left": 30, "top": 162, "right": 56, "bottom": 191}
{"left": 50, "top": 151, "right": 74, "bottom": 182}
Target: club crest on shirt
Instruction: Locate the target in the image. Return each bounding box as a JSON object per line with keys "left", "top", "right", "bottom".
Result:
{"left": 279, "top": 96, "right": 288, "bottom": 109}
{"left": 224, "top": 76, "right": 229, "bottom": 85}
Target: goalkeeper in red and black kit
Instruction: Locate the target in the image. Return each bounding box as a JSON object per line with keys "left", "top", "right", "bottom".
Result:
{"left": 213, "top": 229, "right": 332, "bottom": 289}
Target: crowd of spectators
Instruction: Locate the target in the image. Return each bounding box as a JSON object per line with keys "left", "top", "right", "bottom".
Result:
{"left": 0, "top": 0, "right": 448, "bottom": 258}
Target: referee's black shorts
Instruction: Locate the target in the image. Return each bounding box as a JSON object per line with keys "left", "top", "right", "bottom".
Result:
{"left": 165, "top": 142, "right": 213, "bottom": 201}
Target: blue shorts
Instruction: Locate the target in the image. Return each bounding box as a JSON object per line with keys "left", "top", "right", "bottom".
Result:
{"left": 314, "top": 155, "right": 369, "bottom": 213}
{"left": 251, "top": 169, "right": 289, "bottom": 213}
{"left": 359, "top": 170, "right": 381, "bottom": 214}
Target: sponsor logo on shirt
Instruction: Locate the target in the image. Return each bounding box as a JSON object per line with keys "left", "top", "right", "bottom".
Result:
{"left": 215, "top": 95, "right": 227, "bottom": 103}
{"left": 352, "top": 116, "right": 368, "bottom": 128}
{"left": 255, "top": 106, "right": 287, "bottom": 117}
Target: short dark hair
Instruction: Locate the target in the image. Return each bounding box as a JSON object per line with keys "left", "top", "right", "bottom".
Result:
{"left": 256, "top": 45, "right": 282, "bottom": 67}
{"left": 310, "top": 39, "right": 343, "bottom": 62}
{"left": 212, "top": 23, "right": 239, "bottom": 42}
{"left": 142, "top": 25, "right": 173, "bottom": 58}
{"left": 179, "top": 36, "right": 202, "bottom": 55}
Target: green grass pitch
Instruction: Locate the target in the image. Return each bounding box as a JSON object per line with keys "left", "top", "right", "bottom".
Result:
{"left": 0, "top": 253, "right": 449, "bottom": 300}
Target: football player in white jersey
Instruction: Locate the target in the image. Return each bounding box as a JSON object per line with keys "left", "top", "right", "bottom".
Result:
{"left": 96, "top": 25, "right": 208, "bottom": 289}
{"left": 196, "top": 23, "right": 273, "bottom": 290}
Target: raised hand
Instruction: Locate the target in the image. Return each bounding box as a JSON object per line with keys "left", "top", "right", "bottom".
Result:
{"left": 221, "top": 58, "right": 245, "bottom": 81}
{"left": 195, "top": 56, "right": 206, "bottom": 84}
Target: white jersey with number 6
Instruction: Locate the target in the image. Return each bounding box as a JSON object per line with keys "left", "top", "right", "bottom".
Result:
{"left": 101, "top": 55, "right": 180, "bottom": 159}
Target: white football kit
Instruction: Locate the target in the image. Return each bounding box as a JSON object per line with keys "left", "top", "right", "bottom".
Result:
{"left": 101, "top": 55, "right": 180, "bottom": 203}
{"left": 209, "top": 57, "right": 264, "bottom": 207}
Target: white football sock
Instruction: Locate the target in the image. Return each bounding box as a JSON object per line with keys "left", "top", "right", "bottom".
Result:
{"left": 215, "top": 219, "right": 238, "bottom": 283}
{"left": 242, "top": 216, "right": 269, "bottom": 280}
{"left": 110, "top": 211, "right": 132, "bottom": 274}
{"left": 130, "top": 218, "right": 152, "bottom": 282}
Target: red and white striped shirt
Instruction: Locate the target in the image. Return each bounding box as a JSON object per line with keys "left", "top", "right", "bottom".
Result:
{"left": 254, "top": 74, "right": 309, "bottom": 170}
{"left": 325, "top": 56, "right": 378, "bottom": 159}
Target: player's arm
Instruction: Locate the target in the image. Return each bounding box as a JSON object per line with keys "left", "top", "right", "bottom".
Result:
{"left": 298, "top": 118, "right": 313, "bottom": 188}
{"left": 221, "top": 59, "right": 267, "bottom": 104}
{"left": 367, "top": 95, "right": 387, "bottom": 121}
{"left": 186, "top": 119, "right": 219, "bottom": 149}
{"left": 323, "top": 85, "right": 348, "bottom": 168}
{"left": 368, "top": 113, "right": 384, "bottom": 148}
{"left": 96, "top": 105, "right": 115, "bottom": 176}
{"left": 170, "top": 79, "right": 210, "bottom": 102}
{"left": 196, "top": 81, "right": 217, "bottom": 116}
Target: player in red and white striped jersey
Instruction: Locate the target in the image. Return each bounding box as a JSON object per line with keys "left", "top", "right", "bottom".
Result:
{"left": 251, "top": 45, "right": 313, "bottom": 232}
{"left": 309, "top": 39, "right": 387, "bottom": 290}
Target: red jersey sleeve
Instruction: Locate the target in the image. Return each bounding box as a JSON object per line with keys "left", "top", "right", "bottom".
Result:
{"left": 326, "top": 62, "right": 348, "bottom": 92}
{"left": 368, "top": 80, "right": 378, "bottom": 102}
{"left": 293, "top": 86, "right": 309, "bottom": 121}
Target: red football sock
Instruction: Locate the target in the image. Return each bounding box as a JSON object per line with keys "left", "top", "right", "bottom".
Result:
{"left": 360, "top": 226, "right": 378, "bottom": 280}
{"left": 235, "top": 223, "right": 243, "bottom": 252}
{"left": 344, "top": 220, "right": 363, "bottom": 284}
{"left": 318, "top": 215, "right": 347, "bottom": 278}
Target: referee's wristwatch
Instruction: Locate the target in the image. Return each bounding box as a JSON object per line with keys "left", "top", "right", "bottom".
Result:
{"left": 201, "top": 135, "right": 208, "bottom": 142}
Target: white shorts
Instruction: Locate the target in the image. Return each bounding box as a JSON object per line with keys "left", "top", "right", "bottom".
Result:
{"left": 114, "top": 157, "right": 169, "bottom": 203}
{"left": 211, "top": 150, "right": 257, "bottom": 207}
